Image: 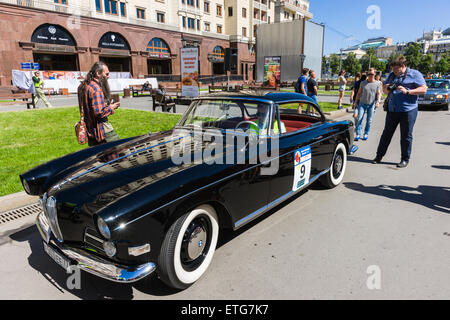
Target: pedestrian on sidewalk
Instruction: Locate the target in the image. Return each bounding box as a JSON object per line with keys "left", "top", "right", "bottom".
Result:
{"left": 350, "top": 72, "right": 365, "bottom": 122}
{"left": 337, "top": 70, "right": 347, "bottom": 109}
{"left": 306, "top": 70, "right": 318, "bottom": 103}
{"left": 372, "top": 56, "right": 427, "bottom": 168}
{"left": 296, "top": 68, "right": 310, "bottom": 114}
{"left": 353, "top": 68, "right": 382, "bottom": 141}
{"left": 32, "top": 71, "right": 52, "bottom": 108}
{"left": 77, "top": 61, "right": 120, "bottom": 147}
{"left": 295, "top": 68, "right": 309, "bottom": 95}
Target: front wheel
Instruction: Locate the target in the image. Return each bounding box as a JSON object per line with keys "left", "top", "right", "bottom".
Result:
{"left": 158, "top": 204, "right": 219, "bottom": 289}
{"left": 320, "top": 142, "right": 347, "bottom": 188}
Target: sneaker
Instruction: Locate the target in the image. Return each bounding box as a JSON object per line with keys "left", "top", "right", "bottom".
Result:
{"left": 354, "top": 136, "right": 360, "bottom": 141}
{"left": 397, "top": 160, "right": 409, "bottom": 168}
{"left": 338, "top": 106, "right": 343, "bottom": 110}
{"left": 362, "top": 134, "right": 368, "bottom": 141}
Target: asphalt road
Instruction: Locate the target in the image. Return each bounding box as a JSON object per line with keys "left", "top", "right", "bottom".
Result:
{"left": 0, "top": 106, "right": 449, "bottom": 300}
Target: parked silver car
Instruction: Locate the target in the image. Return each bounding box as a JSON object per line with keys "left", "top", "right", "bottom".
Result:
{"left": 418, "top": 79, "right": 450, "bottom": 110}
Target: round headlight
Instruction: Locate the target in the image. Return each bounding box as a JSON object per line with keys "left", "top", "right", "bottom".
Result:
{"left": 22, "top": 178, "right": 31, "bottom": 194}
{"left": 97, "top": 217, "right": 111, "bottom": 240}
{"left": 436, "top": 94, "right": 444, "bottom": 99}
{"left": 103, "top": 241, "right": 117, "bottom": 257}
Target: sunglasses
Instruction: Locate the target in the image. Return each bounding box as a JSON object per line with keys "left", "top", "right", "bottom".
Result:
{"left": 368, "top": 73, "right": 375, "bottom": 76}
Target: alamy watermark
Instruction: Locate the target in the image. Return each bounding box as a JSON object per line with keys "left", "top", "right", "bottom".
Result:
{"left": 367, "top": 5, "right": 381, "bottom": 30}
{"left": 170, "top": 125, "right": 280, "bottom": 176}
{"left": 366, "top": 265, "right": 382, "bottom": 290}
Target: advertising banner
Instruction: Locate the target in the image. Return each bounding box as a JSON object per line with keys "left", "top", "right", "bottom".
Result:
{"left": 180, "top": 48, "right": 199, "bottom": 97}
{"left": 264, "top": 57, "right": 281, "bottom": 87}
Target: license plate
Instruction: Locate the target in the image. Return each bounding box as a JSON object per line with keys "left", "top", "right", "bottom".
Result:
{"left": 420, "top": 101, "right": 433, "bottom": 104}
{"left": 43, "top": 242, "right": 72, "bottom": 272}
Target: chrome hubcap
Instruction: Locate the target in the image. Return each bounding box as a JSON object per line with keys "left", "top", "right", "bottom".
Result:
{"left": 333, "top": 152, "right": 343, "bottom": 179}
{"left": 187, "top": 226, "right": 207, "bottom": 260}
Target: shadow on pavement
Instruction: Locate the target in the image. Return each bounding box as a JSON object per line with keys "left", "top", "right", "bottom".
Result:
{"left": 431, "top": 165, "right": 450, "bottom": 170}
{"left": 10, "top": 226, "right": 134, "bottom": 300}
{"left": 7, "top": 186, "right": 319, "bottom": 299}
{"left": 436, "top": 142, "right": 450, "bottom": 146}
{"left": 348, "top": 155, "right": 397, "bottom": 166}
{"left": 344, "top": 182, "right": 450, "bottom": 214}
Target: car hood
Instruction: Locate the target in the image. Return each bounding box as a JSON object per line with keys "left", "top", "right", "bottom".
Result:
{"left": 425, "top": 88, "right": 449, "bottom": 95}
{"left": 47, "top": 128, "right": 231, "bottom": 203}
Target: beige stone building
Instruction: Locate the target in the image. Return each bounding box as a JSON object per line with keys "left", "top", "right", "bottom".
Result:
{"left": 0, "top": 0, "right": 312, "bottom": 84}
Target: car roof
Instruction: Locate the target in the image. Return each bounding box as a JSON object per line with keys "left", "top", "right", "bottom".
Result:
{"left": 196, "top": 91, "right": 317, "bottom": 105}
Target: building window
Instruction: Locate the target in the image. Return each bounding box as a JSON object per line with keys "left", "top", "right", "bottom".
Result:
{"left": 95, "top": 0, "right": 102, "bottom": 12}
{"left": 157, "top": 12, "right": 165, "bottom": 23}
{"left": 242, "top": 27, "right": 247, "bottom": 37}
{"left": 242, "top": 7, "right": 246, "bottom": 18}
{"left": 104, "top": 0, "right": 118, "bottom": 15}
{"left": 212, "top": 46, "right": 224, "bottom": 58}
{"left": 228, "top": 7, "right": 233, "bottom": 17}
{"left": 204, "top": 1, "right": 209, "bottom": 13}
{"left": 217, "top": 25, "right": 222, "bottom": 34}
{"left": 137, "top": 8, "right": 145, "bottom": 19}
{"left": 216, "top": 5, "right": 222, "bottom": 17}
{"left": 146, "top": 38, "right": 170, "bottom": 55}
{"left": 54, "top": 0, "right": 68, "bottom": 4}
{"left": 185, "top": 0, "right": 194, "bottom": 6}
{"left": 120, "top": 2, "right": 126, "bottom": 17}
{"left": 188, "top": 17, "right": 195, "bottom": 29}
{"left": 205, "top": 22, "right": 210, "bottom": 32}
{"left": 182, "top": 16, "right": 186, "bottom": 28}
{"left": 197, "top": 19, "right": 200, "bottom": 30}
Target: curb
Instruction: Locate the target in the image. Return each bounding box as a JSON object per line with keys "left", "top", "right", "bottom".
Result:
{"left": 0, "top": 191, "right": 38, "bottom": 213}
{"left": 0, "top": 191, "right": 39, "bottom": 241}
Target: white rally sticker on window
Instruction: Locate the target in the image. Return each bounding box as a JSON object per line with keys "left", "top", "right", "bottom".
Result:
{"left": 293, "top": 146, "right": 312, "bottom": 191}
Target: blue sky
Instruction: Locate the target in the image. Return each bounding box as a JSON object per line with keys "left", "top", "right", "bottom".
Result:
{"left": 309, "top": 0, "right": 450, "bottom": 55}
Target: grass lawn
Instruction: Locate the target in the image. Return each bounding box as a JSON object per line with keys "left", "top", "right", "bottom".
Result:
{"left": 0, "top": 107, "right": 181, "bottom": 197}
{"left": 281, "top": 102, "right": 351, "bottom": 113}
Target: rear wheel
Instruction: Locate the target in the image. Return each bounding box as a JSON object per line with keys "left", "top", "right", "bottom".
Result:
{"left": 320, "top": 142, "right": 347, "bottom": 188}
{"left": 158, "top": 204, "right": 219, "bottom": 289}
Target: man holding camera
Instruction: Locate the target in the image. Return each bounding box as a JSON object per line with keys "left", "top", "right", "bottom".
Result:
{"left": 372, "top": 56, "right": 427, "bottom": 168}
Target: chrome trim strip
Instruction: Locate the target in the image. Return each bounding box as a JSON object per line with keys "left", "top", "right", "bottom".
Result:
{"left": 234, "top": 168, "right": 331, "bottom": 228}
{"left": 36, "top": 213, "right": 156, "bottom": 283}
{"left": 119, "top": 128, "right": 350, "bottom": 229}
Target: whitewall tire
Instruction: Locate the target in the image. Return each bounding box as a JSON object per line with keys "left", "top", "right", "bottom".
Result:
{"left": 158, "top": 204, "right": 219, "bottom": 289}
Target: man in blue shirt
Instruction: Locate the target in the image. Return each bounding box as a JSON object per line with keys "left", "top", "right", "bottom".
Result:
{"left": 372, "top": 56, "right": 427, "bottom": 168}
{"left": 296, "top": 68, "right": 309, "bottom": 95}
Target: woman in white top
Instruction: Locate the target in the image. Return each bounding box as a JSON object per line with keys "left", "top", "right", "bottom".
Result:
{"left": 337, "top": 70, "right": 347, "bottom": 110}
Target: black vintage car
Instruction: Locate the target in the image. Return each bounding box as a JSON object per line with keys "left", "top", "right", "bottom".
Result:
{"left": 21, "top": 92, "right": 357, "bottom": 289}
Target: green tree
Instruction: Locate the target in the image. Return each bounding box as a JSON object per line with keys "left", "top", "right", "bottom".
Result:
{"left": 342, "top": 53, "right": 361, "bottom": 76}
{"left": 418, "top": 53, "right": 434, "bottom": 74}
{"left": 329, "top": 54, "right": 341, "bottom": 75}
{"left": 322, "top": 56, "right": 327, "bottom": 74}
{"left": 404, "top": 43, "right": 422, "bottom": 70}
{"left": 435, "top": 53, "right": 450, "bottom": 75}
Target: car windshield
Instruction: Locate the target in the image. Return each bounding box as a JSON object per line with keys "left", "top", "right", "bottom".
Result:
{"left": 177, "top": 99, "right": 272, "bottom": 133}
{"left": 426, "top": 80, "right": 449, "bottom": 89}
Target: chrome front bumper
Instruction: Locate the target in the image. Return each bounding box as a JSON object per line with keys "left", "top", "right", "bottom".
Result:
{"left": 36, "top": 212, "right": 156, "bottom": 283}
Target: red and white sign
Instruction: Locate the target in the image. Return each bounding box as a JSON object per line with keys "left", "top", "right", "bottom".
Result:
{"left": 180, "top": 48, "right": 199, "bottom": 97}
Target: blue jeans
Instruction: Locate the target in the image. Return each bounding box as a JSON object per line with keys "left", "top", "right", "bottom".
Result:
{"left": 355, "top": 103, "right": 375, "bottom": 136}
{"left": 308, "top": 94, "right": 317, "bottom": 102}
{"left": 376, "top": 108, "right": 418, "bottom": 162}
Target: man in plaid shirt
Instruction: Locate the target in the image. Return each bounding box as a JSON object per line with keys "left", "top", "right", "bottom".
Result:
{"left": 78, "top": 62, "right": 120, "bottom": 146}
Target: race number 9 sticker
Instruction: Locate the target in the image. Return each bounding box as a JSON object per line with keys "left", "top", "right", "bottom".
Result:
{"left": 293, "top": 146, "right": 311, "bottom": 191}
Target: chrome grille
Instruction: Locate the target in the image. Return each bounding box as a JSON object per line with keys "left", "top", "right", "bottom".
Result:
{"left": 41, "top": 193, "right": 64, "bottom": 242}
{"left": 84, "top": 228, "right": 105, "bottom": 254}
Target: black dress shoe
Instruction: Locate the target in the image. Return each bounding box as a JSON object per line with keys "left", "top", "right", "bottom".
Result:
{"left": 397, "top": 160, "right": 409, "bottom": 168}
{"left": 372, "top": 157, "right": 382, "bottom": 164}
